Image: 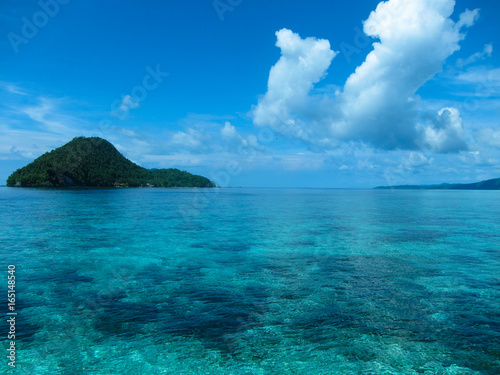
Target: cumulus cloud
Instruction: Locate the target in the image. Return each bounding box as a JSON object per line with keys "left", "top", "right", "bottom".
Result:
{"left": 252, "top": 0, "right": 478, "bottom": 153}
{"left": 252, "top": 28, "right": 337, "bottom": 141}
{"left": 422, "top": 107, "right": 467, "bottom": 153}
{"left": 221, "top": 122, "right": 259, "bottom": 150}
{"left": 338, "top": 0, "right": 473, "bottom": 150}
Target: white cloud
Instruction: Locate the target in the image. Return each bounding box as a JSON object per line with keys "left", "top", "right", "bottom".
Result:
{"left": 336, "top": 0, "right": 475, "bottom": 150}
{"left": 220, "top": 121, "right": 239, "bottom": 140}
{"left": 455, "top": 67, "right": 500, "bottom": 92}
{"left": 140, "top": 153, "right": 208, "bottom": 167}
{"left": 166, "top": 121, "right": 262, "bottom": 157}
{"left": 406, "top": 151, "right": 432, "bottom": 168}
{"left": 0, "top": 124, "right": 64, "bottom": 159}
{"left": 422, "top": 107, "right": 468, "bottom": 153}
{"left": 16, "top": 97, "right": 90, "bottom": 138}
{"left": 111, "top": 95, "right": 139, "bottom": 119}
{"left": 456, "top": 44, "right": 493, "bottom": 69}
{"left": 170, "top": 128, "right": 212, "bottom": 153}
{"left": 478, "top": 128, "right": 500, "bottom": 148}
{"left": 459, "top": 150, "right": 499, "bottom": 168}
{"left": 372, "top": 149, "right": 441, "bottom": 186}
{"left": 0, "top": 81, "right": 27, "bottom": 96}
{"left": 252, "top": 28, "right": 337, "bottom": 141}
{"left": 455, "top": 8, "right": 480, "bottom": 29}
{"left": 252, "top": 0, "right": 478, "bottom": 153}
{"left": 278, "top": 153, "right": 325, "bottom": 171}
{"left": 221, "top": 121, "right": 259, "bottom": 149}
{"left": 0, "top": 91, "right": 97, "bottom": 166}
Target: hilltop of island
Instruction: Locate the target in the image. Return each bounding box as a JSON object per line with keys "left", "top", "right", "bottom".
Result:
{"left": 7, "top": 136, "right": 215, "bottom": 188}
{"left": 375, "top": 177, "right": 500, "bottom": 190}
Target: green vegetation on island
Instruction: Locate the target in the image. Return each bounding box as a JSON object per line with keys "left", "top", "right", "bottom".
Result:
{"left": 375, "top": 177, "right": 500, "bottom": 190}
{"left": 7, "top": 137, "right": 215, "bottom": 188}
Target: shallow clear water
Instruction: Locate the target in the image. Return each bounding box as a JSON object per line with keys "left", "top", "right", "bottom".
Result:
{"left": 1, "top": 187, "right": 499, "bottom": 374}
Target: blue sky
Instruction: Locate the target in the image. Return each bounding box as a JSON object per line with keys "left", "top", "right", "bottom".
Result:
{"left": 1, "top": 0, "right": 499, "bottom": 187}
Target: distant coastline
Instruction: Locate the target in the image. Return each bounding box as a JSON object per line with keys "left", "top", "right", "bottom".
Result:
{"left": 375, "top": 177, "right": 500, "bottom": 190}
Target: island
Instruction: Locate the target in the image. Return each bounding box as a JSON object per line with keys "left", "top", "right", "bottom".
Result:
{"left": 375, "top": 177, "right": 500, "bottom": 190}
{"left": 6, "top": 136, "right": 215, "bottom": 188}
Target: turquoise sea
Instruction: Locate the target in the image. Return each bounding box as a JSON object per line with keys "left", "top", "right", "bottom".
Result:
{"left": 1, "top": 187, "right": 499, "bottom": 374}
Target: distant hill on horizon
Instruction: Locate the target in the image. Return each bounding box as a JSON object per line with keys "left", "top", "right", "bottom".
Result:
{"left": 7, "top": 137, "right": 215, "bottom": 188}
{"left": 375, "top": 177, "right": 500, "bottom": 190}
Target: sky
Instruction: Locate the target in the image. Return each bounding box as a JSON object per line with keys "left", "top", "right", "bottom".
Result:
{"left": 1, "top": 0, "right": 499, "bottom": 188}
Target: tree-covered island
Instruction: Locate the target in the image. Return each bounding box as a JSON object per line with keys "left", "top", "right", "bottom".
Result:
{"left": 7, "top": 137, "right": 215, "bottom": 188}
